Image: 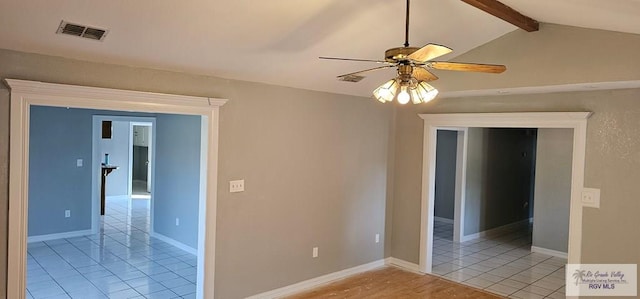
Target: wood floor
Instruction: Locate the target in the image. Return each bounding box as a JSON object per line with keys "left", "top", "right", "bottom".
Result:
{"left": 285, "top": 267, "right": 504, "bottom": 299}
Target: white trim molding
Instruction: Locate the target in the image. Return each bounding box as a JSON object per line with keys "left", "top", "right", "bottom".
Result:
{"left": 385, "top": 257, "right": 422, "bottom": 274}
{"left": 460, "top": 218, "right": 532, "bottom": 243}
{"left": 151, "top": 232, "right": 197, "bottom": 255}
{"left": 6, "top": 79, "right": 227, "bottom": 299}
{"left": 246, "top": 260, "right": 385, "bottom": 299}
{"left": 27, "top": 230, "right": 93, "bottom": 243}
{"left": 531, "top": 246, "right": 568, "bottom": 259}
{"left": 418, "top": 112, "right": 592, "bottom": 275}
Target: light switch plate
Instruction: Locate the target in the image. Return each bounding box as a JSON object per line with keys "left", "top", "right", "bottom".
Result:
{"left": 77, "top": 159, "right": 83, "bottom": 167}
{"left": 582, "top": 188, "right": 600, "bottom": 208}
{"left": 230, "top": 179, "right": 244, "bottom": 193}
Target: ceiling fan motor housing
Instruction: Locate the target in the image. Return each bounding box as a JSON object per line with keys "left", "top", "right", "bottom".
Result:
{"left": 397, "top": 64, "right": 414, "bottom": 85}
{"left": 385, "top": 47, "right": 419, "bottom": 62}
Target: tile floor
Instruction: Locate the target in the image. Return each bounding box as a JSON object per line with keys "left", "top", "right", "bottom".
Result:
{"left": 432, "top": 220, "right": 566, "bottom": 299}
{"left": 27, "top": 197, "right": 198, "bottom": 299}
{"left": 132, "top": 180, "right": 150, "bottom": 197}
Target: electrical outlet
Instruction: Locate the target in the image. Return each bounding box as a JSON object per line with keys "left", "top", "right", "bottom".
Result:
{"left": 175, "top": 218, "right": 180, "bottom": 226}
{"left": 312, "top": 247, "right": 318, "bottom": 258}
{"left": 582, "top": 188, "right": 600, "bottom": 208}
{"left": 230, "top": 179, "right": 245, "bottom": 193}
{"left": 76, "top": 159, "right": 83, "bottom": 167}
{"left": 65, "top": 210, "right": 71, "bottom": 218}
{"left": 375, "top": 233, "right": 380, "bottom": 243}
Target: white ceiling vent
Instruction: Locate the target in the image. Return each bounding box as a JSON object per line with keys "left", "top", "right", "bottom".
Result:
{"left": 338, "top": 75, "right": 365, "bottom": 83}
{"left": 56, "top": 20, "right": 108, "bottom": 41}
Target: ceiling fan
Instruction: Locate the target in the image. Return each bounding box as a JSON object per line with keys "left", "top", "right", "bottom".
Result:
{"left": 320, "top": 0, "right": 506, "bottom": 104}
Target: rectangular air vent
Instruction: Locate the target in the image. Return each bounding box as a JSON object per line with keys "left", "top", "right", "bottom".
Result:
{"left": 57, "top": 20, "right": 108, "bottom": 41}
{"left": 338, "top": 75, "right": 365, "bottom": 83}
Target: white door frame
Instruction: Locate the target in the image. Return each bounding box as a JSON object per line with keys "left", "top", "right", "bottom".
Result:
{"left": 419, "top": 112, "right": 592, "bottom": 274}
{"left": 6, "top": 79, "right": 227, "bottom": 299}
{"left": 433, "top": 128, "right": 468, "bottom": 243}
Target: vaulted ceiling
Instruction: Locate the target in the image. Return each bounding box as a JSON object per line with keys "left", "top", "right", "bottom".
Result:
{"left": 1, "top": 0, "right": 639, "bottom": 97}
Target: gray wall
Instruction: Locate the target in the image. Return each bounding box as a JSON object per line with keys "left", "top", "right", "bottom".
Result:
{"left": 533, "top": 129, "right": 573, "bottom": 253}
{"left": 28, "top": 106, "right": 93, "bottom": 236}
{"left": 99, "top": 120, "right": 130, "bottom": 197}
{"left": 434, "top": 130, "right": 457, "bottom": 220}
{"left": 0, "top": 48, "right": 392, "bottom": 299}
{"left": 463, "top": 128, "right": 536, "bottom": 235}
{"left": 153, "top": 114, "right": 202, "bottom": 249}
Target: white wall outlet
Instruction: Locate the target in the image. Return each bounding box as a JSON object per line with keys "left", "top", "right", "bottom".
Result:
{"left": 76, "top": 159, "right": 83, "bottom": 167}
{"left": 230, "top": 179, "right": 245, "bottom": 193}
{"left": 312, "top": 247, "right": 318, "bottom": 258}
{"left": 65, "top": 210, "right": 71, "bottom": 218}
{"left": 375, "top": 233, "right": 380, "bottom": 243}
{"left": 582, "top": 188, "right": 601, "bottom": 208}
{"left": 175, "top": 218, "right": 180, "bottom": 226}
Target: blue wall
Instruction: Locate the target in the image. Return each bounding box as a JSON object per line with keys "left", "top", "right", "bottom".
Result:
{"left": 434, "top": 130, "right": 457, "bottom": 220}
{"left": 153, "top": 114, "right": 202, "bottom": 249}
{"left": 28, "top": 106, "right": 155, "bottom": 236}
{"left": 29, "top": 106, "right": 94, "bottom": 236}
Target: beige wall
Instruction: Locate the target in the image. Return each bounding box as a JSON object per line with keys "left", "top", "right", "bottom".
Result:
{"left": 533, "top": 128, "right": 573, "bottom": 253}
{"left": 0, "top": 48, "right": 393, "bottom": 298}
{"left": 463, "top": 128, "right": 536, "bottom": 235}
{"left": 435, "top": 23, "right": 640, "bottom": 92}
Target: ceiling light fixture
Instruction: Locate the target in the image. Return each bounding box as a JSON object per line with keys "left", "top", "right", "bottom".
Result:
{"left": 320, "top": 0, "right": 506, "bottom": 105}
{"left": 372, "top": 62, "right": 438, "bottom": 104}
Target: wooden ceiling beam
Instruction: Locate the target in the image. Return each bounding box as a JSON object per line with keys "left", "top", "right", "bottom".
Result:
{"left": 462, "top": 0, "right": 539, "bottom": 32}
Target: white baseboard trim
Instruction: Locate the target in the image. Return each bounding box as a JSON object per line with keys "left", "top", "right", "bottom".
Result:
{"left": 434, "top": 216, "right": 454, "bottom": 224}
{"left": 151, "top": 232, "right": 197, "bottom": 255}
{"left": 385, "top": 257, "right": 423, "bottom": 274}
{"left": 461, "top": 218, "right": 532, "bottom": 242}
{"left": 28, "top": 229, "right": 93, "bottom": 243}
{"left": 531, "top": 246, "right": 568, "bottom": 259}
{"left": 246, "top": 259, "right": 385, "bottom": 299}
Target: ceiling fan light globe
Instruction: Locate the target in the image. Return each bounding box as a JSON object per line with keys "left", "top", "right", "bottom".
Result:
{"left": 397, "top": 87, "right": 411, "bottom": 105}
{"left": 424, "top": 89, "right": 439, "bottom": 103}
{"left": 410, "top": 88, "right": 422, "bottom": 104}
{"left": 415, "top": 82, "right": 439, "bottom": 103}
{"left": 373, "top": 79, "right": 398, "bottom": 103}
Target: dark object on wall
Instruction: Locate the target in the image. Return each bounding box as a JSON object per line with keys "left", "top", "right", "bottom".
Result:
{"left": 102, "top": 120, "right": 112, "bottom": 139}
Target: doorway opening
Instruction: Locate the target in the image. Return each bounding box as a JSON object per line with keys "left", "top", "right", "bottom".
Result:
{"left": 130, "top": 122, "right": 152, "bottom": 199}
{"left": 7, "top": 79, "right": 227, "bottom": 299}
{"left": 419, "top": 113, "right": 591, "bottom": 298}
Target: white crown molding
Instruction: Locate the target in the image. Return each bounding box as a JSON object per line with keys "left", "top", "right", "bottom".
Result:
{"left": 440, "top": 80, "right": 640, "bottom": 99}
{"left": 4, "top": 79, "right": 228, "bottom": 109}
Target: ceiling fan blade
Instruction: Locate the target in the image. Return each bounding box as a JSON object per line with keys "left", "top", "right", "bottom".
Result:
{"left": 430, "top": 62, "right": 506, "bottom": 73}
{"left": 413, "top": 67, "right": 439, "bottom": 82}
{"left": 337, "top": 65, "right": 395, "bottom": 79}
{"left": 319, "top": 56, "right": 391, "bottom": 64}
{"left": 407, "top": 44, "right": 453, "bottom": 63}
